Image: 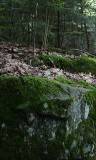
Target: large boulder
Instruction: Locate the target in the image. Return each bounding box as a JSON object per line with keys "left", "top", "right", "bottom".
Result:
{"left": 0, "top": 76, "right": 95, "bottom": 160}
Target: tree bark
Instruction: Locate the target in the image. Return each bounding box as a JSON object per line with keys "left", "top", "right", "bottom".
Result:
{"left": 57, "top": 10, "right": 60, "bottom": 48}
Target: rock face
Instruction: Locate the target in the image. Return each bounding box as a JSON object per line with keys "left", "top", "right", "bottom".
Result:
{"left": 0, "top": 76, "right": 96, "bottom": 160}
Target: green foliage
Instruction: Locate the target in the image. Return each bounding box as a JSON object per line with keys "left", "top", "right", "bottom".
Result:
{"left": 39, "top": 54, "right": 96, "bottom": 75}
{"left": 56, "top": 76, "right": 96, "bottom": 89}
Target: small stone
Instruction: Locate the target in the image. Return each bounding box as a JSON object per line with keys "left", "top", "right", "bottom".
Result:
{"left": 13, "top": 48, "right": 19, "bottom": 53}
{"left": 18, "top": 52, "right": 24, "bottom": 56}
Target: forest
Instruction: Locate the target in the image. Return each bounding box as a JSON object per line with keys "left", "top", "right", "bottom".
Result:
{"left": 0, "top": 0, "right": 96, "bottom": 160}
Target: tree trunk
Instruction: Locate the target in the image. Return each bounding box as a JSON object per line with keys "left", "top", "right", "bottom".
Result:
{"left": 80, "top": 0, "right": 90, "bottom": 51}
{"left": 84, "top": 22, "right": 90, "bottom": 51}
{"left": 57, "top": 10, "right": 60, "bottom": 48}
{"left": 43, "top": 8, "right": 49, "bottom": 50}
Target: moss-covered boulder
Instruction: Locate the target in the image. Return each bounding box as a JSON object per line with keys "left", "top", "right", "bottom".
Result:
{"left": 39, "top": 54, "right": 96, "bottom": 75}
{"left": 0, "top": 75, "right": 91, "bottom": 121}
{"left": 0, "top": 75, "right": 96, "bottom": 160}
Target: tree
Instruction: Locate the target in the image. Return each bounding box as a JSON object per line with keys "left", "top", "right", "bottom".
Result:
{"left": 0, "top": 0, "right": 96, "bottom": 53}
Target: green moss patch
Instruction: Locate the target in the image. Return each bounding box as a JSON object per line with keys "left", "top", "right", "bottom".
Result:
{"left": 0, "top": 76, "right": 73, "bottom": 121}
{"left": 39, "top": 54, "right": 96, "bottom": 75}
{"left": 0, "top": 75, "right": 94, "bottom": 122}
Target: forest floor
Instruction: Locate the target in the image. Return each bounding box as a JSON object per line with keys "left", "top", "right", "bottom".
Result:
{"left": 0, "top": 43, "right": 96, "bottom": 85}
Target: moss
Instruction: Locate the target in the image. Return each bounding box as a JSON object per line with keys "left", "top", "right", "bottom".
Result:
{"left": 56, "top": 76, "right": 96, "bottom": 110}
{"left": 0, "top": 75, "right": 96, "bottom": 160}
{"left": 73, "top": 56, "right": 96, "bottom": 74}
{"left": 39, "top": 53, "right": 72, "bottom": 70}
{"left": 39, "top": 54, "right": 96, "bottom": 75}
{"left": 56, "top": 76, "right": 96, "bottom": 89}
{"left": 0, "top": 75, "right": 95, "bottom": 122}
{"left": 0, "top": 75, "right": 74, "bottom": 122}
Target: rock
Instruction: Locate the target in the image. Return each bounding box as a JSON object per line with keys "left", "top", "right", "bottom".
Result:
{"left": 18, "top": 52, "right": 24, "bottom": 56}
{"left": 44, "top": 69, "right": 51, "bottom": 77}
{"left": 13, "top": 48, "right": 19, "bottom": 53}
